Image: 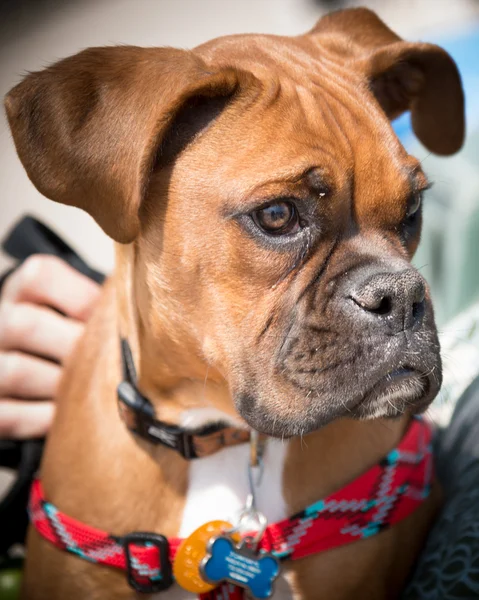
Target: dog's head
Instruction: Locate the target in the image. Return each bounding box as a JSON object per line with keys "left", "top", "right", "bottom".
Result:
{"left": 5, "top": 9, "right": 464, "bottom": 437}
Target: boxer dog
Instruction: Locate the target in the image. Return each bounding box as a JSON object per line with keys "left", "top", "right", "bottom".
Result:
{"left": 5, "top": 7, "right": 464, "bottom": 600}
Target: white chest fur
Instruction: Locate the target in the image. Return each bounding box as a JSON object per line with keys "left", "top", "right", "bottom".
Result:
{"left": 179, "top": 437, "right": 289, "bottom": 534}
{"left": 155, "top": 409, "right": 294, "bottom": 600}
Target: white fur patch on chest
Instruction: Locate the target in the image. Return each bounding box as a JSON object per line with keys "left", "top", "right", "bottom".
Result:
{"left": 178, "top": 439, "right": 290, "bottom": 536}
{"left": 178, "top": 409, "right": 289, "bottom": 534}
{"left": 155, "top": 408, "right": 294, "bottom": 600}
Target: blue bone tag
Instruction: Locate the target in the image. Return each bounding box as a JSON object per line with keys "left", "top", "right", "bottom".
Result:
{"left": 200, "top": 535, "right": 280, "bottom": 600}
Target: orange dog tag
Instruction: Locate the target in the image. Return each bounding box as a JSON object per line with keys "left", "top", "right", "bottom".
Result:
{"left": 173, "top": 520, "right": 238, "bottom": 593}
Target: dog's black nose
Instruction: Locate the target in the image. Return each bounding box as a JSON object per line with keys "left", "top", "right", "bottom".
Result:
{"left": 348, "top": 268, "right": 426, "bottom": 333}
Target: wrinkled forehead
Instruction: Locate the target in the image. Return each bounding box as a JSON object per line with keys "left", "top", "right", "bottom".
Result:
{"left": 194, "top": 33, "right": 426, "bottom": 218}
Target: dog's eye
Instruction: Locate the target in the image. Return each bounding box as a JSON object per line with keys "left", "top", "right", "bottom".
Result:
{"left": 252, "top": 201, "right": 299, "bottom": 235}
{"left": 401, "top": 191, "right": 425, "bottom": 243}
{"left": 406, "top": 193, "right": 422, "bottom": 220}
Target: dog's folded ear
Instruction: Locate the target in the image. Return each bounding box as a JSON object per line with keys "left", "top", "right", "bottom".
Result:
{"left": 4, "top": 47, "right": 253, "bottom": 243}
{"left": 309, "top": 8, "right": 465, "bottom": 155}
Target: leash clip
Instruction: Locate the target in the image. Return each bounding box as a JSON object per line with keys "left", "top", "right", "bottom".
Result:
{"left": 234, "top": 498, "right": 268, "bottom": 552}
{"left": 227, "top": 431, "right": 268, "bottom": 550}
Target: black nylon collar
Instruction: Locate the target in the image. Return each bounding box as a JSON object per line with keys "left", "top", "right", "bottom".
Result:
{"left": 117, "top": 339, "right": 251, "bottom": 459}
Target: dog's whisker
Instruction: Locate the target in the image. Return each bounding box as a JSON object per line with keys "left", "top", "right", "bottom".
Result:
{"left": 340, "top": 396, "right": 352, "bottom": 414}
{"left": 202, "top": 365, "right": 211, "bottom": 405}
{"left": 418, "top": 151, "right": 433, "bottom": 165}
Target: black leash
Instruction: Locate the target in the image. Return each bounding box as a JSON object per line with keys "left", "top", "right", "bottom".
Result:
{"left": 2, "top": 216, "right": 104, "bottom": 284}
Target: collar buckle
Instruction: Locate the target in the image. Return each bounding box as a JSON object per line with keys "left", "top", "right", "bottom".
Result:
{"left": 117, "top": 381, "right": 153, "bottom": 436}
{"left": 123, "top": 531, "right": 173, "bottom": 593}
{"left": 178, "top": 431, "right": 197, "bottom": 460}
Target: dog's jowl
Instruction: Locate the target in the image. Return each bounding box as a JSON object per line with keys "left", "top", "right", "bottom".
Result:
{"left": 5, "top": 7, "right": 464, "bottom": 600}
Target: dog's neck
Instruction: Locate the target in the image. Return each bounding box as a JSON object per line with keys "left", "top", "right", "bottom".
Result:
{"left": 115, "top": 243, "right": 243, "bottom": 429}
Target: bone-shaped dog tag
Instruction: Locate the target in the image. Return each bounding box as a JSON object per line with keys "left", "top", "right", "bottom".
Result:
{"left": 200, "top": 535, "right": 280, "bottom": 600}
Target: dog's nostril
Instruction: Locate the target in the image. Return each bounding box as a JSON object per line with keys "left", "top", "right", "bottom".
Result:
{"left": 372, "top": 296, "right": 392, "bottom": 316}
{"left": 351, "top": 294, "right": 392, "bottom": 316}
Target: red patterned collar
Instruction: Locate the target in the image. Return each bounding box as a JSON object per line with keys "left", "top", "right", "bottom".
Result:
{"left": 29, "top": 416, "right": 433, "bottom": 598}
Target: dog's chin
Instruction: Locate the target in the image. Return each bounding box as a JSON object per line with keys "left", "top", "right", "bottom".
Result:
{"left": 352, "top": 368, "right": 434, "bottom": 421}
{"left": 235, "top": 396, "right": 339, "bottom": 438}
{"left": 235, "top": 368, "right": 438, "bottom": 439}
{"left": 234, "top": 389, "right": 351, "bottom": 439}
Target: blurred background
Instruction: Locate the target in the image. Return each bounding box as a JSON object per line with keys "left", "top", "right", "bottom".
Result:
{"left": 0, "top": 0, "right": 478, "bottom": 327}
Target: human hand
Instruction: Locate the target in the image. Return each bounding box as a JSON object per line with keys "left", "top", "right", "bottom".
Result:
{"left": 0, "top": 255, "right": 101, "bottom": 438}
